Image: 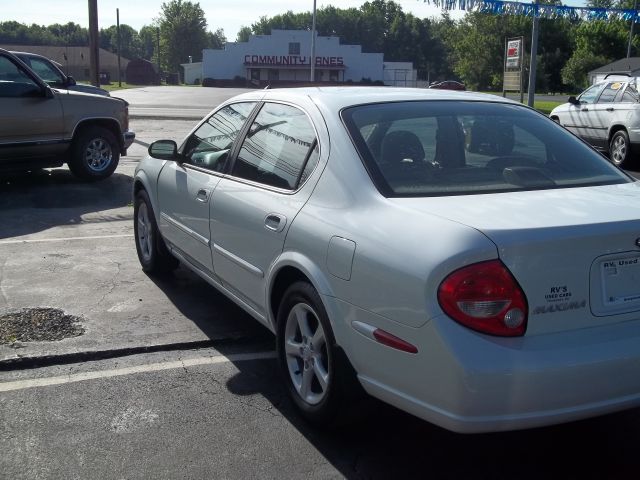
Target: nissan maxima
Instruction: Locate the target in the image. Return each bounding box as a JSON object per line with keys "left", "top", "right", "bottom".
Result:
{"left": 133, "top": 87, "right": 640, "bottom": 433}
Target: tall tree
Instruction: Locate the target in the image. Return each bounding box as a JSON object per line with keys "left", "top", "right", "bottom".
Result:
{"left": 236, "top": 26, "right": 252, "bottom": 43}
{"left": 138, "top": 25, "right": 158, "bottom": 61}
{"left": 206, "top": 28, "right": 226, "bottom": 49}
{"left": 562, "top": 19, "right": 629, "bottom": 89}
{"left": 157, "top": 0, "right": 209, "bottom": 72}
{"left": 100, "top": 24, "right": 143, "bottom": 59}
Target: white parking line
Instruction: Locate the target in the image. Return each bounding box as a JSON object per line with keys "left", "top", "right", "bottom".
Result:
{"left": 0, "top": 351, "right": 276, "bottom": 392}
{"left": 0, "top": 234, "right": 134, "bottom": 245}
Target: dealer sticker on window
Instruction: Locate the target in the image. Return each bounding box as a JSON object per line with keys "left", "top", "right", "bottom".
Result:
{"left": 601, "top": 255, "right": 640, "bottom": 306}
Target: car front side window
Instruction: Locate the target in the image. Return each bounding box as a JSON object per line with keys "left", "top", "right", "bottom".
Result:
{"left": 27, "top": 58, "right": 66, "bottom": 87}
{"left": 0, "top": 55, "right": 41, "bottom": 97}
{"left": 578, "top": 83, "right": 604, "bottom": 104}
{"left": 181, "top": 102, "right": 256, "bottom": 172}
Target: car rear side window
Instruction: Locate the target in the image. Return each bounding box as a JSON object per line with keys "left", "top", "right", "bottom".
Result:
{"left": 182, "top": 102, "right": 256, "bottom": 172}
{"left": 232, "top": 102, "right": 317, "bottom": 190}
{"left": 620, "top": 85, "right": 640, "bottom": 103}
{"left": 597, "top": 82, "right": 623, "bottom": 103}
{"left": 342, "top": 101, "right": 630, "bottom": 197}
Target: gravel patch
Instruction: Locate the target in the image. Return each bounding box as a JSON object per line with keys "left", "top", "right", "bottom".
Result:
{"left": 0, "top": 308, "right": 85, "bottom": 344}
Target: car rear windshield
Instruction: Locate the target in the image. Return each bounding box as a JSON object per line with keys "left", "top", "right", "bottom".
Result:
{"left": 342, "top": 101, "right": 631, "bottom": 197}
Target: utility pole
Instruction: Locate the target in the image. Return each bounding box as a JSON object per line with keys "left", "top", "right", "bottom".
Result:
{"left": 310, "top": 0, "right": 317, "bottom": 82}
{"left": 88, "top": 0, "right": 100, "bottom": 87}
{"left": 527, "top": 0, "right": 539, "bottom": 108}
{"left": 628, "top": 0, "right": 638, "bottom": 58}
{"left": 156, "top": 27, "right": 161, "bottom": 83}
{"left": 117, "top": 8, "right": 122, "bottom": 87}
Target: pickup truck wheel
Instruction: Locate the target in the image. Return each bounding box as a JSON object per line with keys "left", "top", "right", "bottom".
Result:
{"left": 609, "top": 130, "right": 631, "bottom": 168}
{"left": 69, "top": 126, "right": 120, "bottom": 180}
{"left": 134, "top": 190, "right": 178, "bottom": 274}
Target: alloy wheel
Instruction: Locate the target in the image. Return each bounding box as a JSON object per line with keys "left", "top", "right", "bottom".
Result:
{"left": 84, "top": 137, "right": 113, "bottom": 172}
{"left": 136, "top": 202, "right": 153, "bottom": 262}
{"left": 284, "top": 302, "right": 330, "bottom": 405}
{"left": 611, "top": 135, "right": 627, "bottom": 165}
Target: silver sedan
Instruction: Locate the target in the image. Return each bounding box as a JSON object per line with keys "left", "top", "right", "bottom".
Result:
{"left": 134, "top": 87, "right": 640, "bottom": 433}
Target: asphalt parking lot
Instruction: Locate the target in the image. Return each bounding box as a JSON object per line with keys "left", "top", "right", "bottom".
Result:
{"left": 1, "top": 87, "right": 640, "bottom": 479}
{"left": 0, "top": 118, "right": 272, "bottom": 365}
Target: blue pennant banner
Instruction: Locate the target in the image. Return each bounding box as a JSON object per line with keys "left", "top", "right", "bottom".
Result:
{"left": 421, "top": 0, "right": 640, "bottom": 22}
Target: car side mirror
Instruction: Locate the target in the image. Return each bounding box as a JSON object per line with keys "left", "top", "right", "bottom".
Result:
{"left": 568, "top": 96, "right": 579, "bottom": 105}
{"left": 66, "top": 75, "right": 76, "bottom": 86}
{"left": 43, "top": 85, "right": 55, "bottom": 99}
{"left": 148, "top": 140, "right": 181, "bottom": 161}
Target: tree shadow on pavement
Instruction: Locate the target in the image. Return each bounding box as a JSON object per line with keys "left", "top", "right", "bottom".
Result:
{"left": 0, "top": 168, "right": 133, "bottom": 239}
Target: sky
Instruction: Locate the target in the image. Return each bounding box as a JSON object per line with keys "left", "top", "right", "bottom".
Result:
{"left": 2, "top": 0, "right": 589, "bottom": 42}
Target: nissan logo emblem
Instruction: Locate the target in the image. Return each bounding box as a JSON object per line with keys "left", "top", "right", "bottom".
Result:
{"left": 636, "top": 238, "right": 640, "bottom": 248}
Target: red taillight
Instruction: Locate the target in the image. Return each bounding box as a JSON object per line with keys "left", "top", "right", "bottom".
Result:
{"left": 437, "top": 260, "right": 528, "bottom": 337}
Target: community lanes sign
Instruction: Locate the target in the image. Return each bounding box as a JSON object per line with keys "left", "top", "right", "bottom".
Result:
{"left": 244, "top": 55, "right": 344, "bottom": 66}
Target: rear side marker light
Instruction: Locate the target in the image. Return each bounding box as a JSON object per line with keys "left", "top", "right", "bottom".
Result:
{"left": 438, "top": 260, "right": 528, "bottom": 337}
{"left": 352, "top": 321, "right": 418, "bottom": 354}
{"left": 372, "top": 329, "right": 419, "bottom": 354}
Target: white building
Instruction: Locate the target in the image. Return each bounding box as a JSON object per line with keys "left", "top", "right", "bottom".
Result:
{"left": 201, "top": 30, "right": 415, "bottom": 86}
{"left": 181, "top": 61, "right": 203, "bottom": 85}
{"left": 588, "top": 58, "right": 640, "bottom": 85}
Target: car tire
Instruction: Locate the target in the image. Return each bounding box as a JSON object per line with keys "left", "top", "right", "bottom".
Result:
{"left": 609, "top": 130, "right": 632, "bottom": 168}
{"left": 134, "top": 189, "right": 178, "bottom": 274}
{"left": 68, "top": 126, "right": 120, "bottom": 180}
{"left": 276, "top": 281, "right": 363, "bottom": 427}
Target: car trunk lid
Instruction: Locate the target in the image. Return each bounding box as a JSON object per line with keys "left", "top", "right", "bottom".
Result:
{"left": 394, "top": 182, "right": 640, "bottom": 335}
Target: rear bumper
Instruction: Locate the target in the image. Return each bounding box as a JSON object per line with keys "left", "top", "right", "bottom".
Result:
{"left": 330, "top": 297, "right": 640, "bottom": 433}
{"left": 627, "top": 127, "right": 640, "bottom": 145}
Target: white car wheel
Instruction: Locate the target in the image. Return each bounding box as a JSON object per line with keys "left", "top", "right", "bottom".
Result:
{"left": 133, "top": 190, "right": 178, "bottom": 274}
{"left": 610, "top": 130, "right": 631, "bottom": 167}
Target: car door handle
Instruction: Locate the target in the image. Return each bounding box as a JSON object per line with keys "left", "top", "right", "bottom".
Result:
{"left": 606, "top": 107, "right": 614, "bottom": 112}
{"left": 581, "top": 108, "right": 589, "bottom": 111}
{"left": 264, "top": 213, "right": 287, "bottom": 232}
{"left": 195, "top": 189, "right": 210, "bottom": 202}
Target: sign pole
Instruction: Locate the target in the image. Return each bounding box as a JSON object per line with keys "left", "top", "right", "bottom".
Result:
{"left": 527, "top": 0, "right": 539, "bottom": 107}
{"left": 520, "top": 36, "right": 525, "bottom": 104}
{"left": 117, "top": 8, "right": 122, "bottom": 87}
{"left": 310, "top": 0, "right": 317, "bottom": 82}
{"left": 628, "top": 0, "right": 638, "bottom": 58}
{"left": 502, "top": 37, "right": 507, "bottom": 98}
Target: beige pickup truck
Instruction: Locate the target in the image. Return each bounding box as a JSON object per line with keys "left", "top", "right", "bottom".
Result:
{"left": 0, "top": 48, "right": 134, "bottom": 180}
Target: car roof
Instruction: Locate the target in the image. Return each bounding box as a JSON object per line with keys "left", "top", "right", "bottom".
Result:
{"left": 10, "top": 50, "right": 45, "bottom": 59}
{"left": 230, "top": 86, "right": 518, "bottom": 112}
{"left": 10, "top": 51, "right": 64, "bottom": 68}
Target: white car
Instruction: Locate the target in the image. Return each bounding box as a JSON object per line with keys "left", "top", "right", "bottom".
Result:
{"left": 550, "top": 77, "right": 640, "bottom": 167}
{"left": 134, "top": 87, "right": 640, "bottom": 433}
